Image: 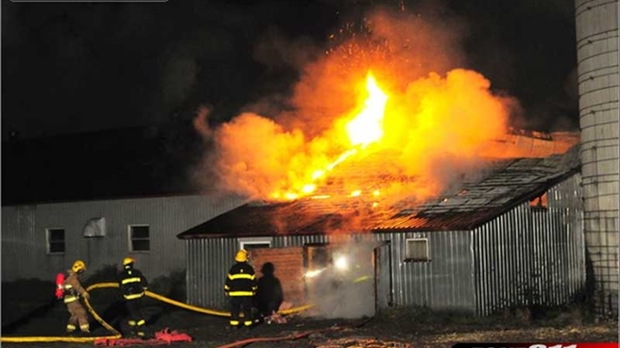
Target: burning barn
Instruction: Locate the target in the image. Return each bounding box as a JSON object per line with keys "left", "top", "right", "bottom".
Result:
{"left": 177, "top": 143, "right": 585, "bottom": 317}
{"left": 180, "top": 64, "right": 586, "bottom": 317}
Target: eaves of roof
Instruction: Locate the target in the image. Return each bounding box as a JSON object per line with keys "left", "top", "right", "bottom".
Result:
{"left": 177, "top": 160, "right": 580, "bottom": 240}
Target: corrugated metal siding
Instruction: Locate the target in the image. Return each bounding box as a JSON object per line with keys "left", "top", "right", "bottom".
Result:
{"left": 473, "top": 173, "right": 585, "bottom": 315}
{"left": 0, "top": 205, "right": 54, "bottom": 280}
{"left": 186, "top": 238, "right": 239, "bottom": 308}
{"left": 1, "top": 194, "right": 244, "bottom": 281}
{"left": 377, "top": 231, "right": 474, "bottom": 311}
{"left": 186, "top": 232, "right": 475, "bottom": 311}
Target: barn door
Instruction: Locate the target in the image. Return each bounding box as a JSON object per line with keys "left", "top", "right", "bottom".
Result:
{"left": 374, "top": 241, "right": 392, "bottom": 311}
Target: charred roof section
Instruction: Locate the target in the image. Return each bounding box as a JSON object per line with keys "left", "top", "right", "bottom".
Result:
{"left": 177, "top": 144, "right": 580, "bottom": 239}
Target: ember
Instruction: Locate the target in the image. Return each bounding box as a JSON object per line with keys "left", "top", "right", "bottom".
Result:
{"left": 199, "top": 9, "right": 578, "bottom": 208}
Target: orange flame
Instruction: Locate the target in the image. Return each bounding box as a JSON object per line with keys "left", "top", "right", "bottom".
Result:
{"left": 204, "top": 9, "right": 578, "bottom": 207}
{"left": 274, "top": 72, "right": 388, "bottom": 200}
{"left": 345, "top": 73, "right": 388, "bottom": 147}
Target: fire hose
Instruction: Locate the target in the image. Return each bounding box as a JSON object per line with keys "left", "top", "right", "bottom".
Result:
{"left": 87, "top": 282, "right": 314, "bottom": 316}
{"left": 214, "top": 326, "right": 342, "bottom": 348}
{"left": 0, "top": 282, "right": 314, "bottom": 343}
{"left": 214, "top": 316, "right": 374, "bottom": 348}
{"left": 0, "top": 294, "right": 122, "bottom": 343}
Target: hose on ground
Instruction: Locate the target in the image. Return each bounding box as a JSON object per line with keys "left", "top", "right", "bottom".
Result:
{"left": 215, "top": 327, "right": 341, "bottom": 348}
{"left": 215, "top": 317, "right": 373, "bottom": 348}
{"left": 87, "top": 282, "right": 314, "bottom": 316}
{"left": 0, "top": 295, "right": 121, "bottom": 343}
{"left": 0, "top": 281, "right": 314, "bottom": 343}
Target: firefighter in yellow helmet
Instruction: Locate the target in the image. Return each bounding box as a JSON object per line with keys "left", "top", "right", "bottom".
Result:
{"left": 117, "top": 256, "right": 149, "bottom": 337}
{"left": 63, "top": 260, "right": 91, "bottom": 334}
{"left": 224, "top": 249, "right": 257, "bottom": 328}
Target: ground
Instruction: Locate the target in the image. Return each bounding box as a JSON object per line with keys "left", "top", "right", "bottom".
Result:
{"left": 2, "top": 280, "right": 618, "bottom": 348}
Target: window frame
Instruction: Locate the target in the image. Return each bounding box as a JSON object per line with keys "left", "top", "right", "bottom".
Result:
{"left": 403, "top": 237, "right": 430, "bottom": 262}
{"left": 46, "top": 227, "right": 66, "bottom": 255}
{"left": 127, "top": 224, "right": 150, "bottom": 253}
{"left": 238, "top": 237, "right": 272, "bottom": 250}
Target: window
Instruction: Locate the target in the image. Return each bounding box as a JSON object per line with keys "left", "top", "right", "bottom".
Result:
{"left": 404, "top": 238, "right": 429, "bottom": 262}
{"left": 529, "top": 192, "right": 548, "bottom": 211}
{"left": 128, "top": 225, "right": 150, "bottom": 252}
{"left": 239, "top": 237, "right": 272, "bottom": 250}
{"left": 306, "top": 244, "right": 330, "bottom": 269}
{"left": 47, "top": 228, "right": 65, "bottom": 254}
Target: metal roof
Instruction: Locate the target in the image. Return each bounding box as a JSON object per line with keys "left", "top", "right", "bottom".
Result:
{"left": 177, "top": 144, "right": 581, "bottom": 239}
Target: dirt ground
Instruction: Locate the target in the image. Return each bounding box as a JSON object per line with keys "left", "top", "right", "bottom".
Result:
{"left": 2, "top": 300, "right": 618, "bottom": 348}
{"left": 2, "top": 280, "right": 618, "bottom": 348}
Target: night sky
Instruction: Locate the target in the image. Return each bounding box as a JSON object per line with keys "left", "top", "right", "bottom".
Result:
{"left": 2, "top": 0, "right": 578, "bottom": 141}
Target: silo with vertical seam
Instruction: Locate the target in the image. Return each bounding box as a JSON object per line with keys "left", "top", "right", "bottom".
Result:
{"left": 574, "top": 0, "right": 619, "bottom": 317}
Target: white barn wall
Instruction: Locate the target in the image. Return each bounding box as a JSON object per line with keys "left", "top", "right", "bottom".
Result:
{"left": 2, "top": 205, "right": 40, "bottom": 281}
{"left": 2, "top": 194, "right": 245, "bottom": 282}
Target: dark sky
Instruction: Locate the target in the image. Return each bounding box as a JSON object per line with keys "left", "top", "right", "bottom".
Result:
{"left": 2, "top": 0, "right": 578, "bottom": 141}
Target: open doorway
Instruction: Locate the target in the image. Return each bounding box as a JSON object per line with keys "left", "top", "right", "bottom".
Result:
{"left": 304, "top": 241, "right": 391, "bottom": 318}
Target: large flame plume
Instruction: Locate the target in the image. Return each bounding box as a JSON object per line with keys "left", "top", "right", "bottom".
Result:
{"left": 197, "top": 8, "right": 575, "bottom": 204}
{"left": 345, "top": 73, "right": 388, "bottom": 148}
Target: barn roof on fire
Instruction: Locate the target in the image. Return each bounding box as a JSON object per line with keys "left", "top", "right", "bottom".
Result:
{"left": 177, "top": 143, "right": 581, "bottom": 239}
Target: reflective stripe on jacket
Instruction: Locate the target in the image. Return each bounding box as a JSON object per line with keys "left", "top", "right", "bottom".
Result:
{"left": 224, "top": 262, "right": 257, "bottom": 297}
{"left": 63, "top": 271, "right": 86, "bottom": 304}
{"left": 118, "top": 268, "right": 148, "bottom": 300}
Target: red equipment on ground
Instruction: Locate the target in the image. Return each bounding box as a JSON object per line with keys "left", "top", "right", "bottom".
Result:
{"left": 94, "top": 328, "right": 192, "bottom": 346}
{"left": 154, "top": 328, "right": 192, "bottom": 344}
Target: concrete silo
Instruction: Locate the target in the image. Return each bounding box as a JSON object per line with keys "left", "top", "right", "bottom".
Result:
{"left": 575, "top": 0, "right": 619, "bottom": 317}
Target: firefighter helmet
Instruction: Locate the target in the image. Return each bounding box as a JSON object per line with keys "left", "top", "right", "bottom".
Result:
{"left": 235, "top": 249, "right": 248, "bottom": 262}
{"left": 72, "top": 260, "right": 86, "bottom": 273}
{"left": 123, "top": 257, "right": 135, "bottom": 266}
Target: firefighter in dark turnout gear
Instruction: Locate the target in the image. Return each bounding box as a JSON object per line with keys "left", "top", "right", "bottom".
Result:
{"left": 224, "top": 249, "right": 257, "bottom": 328}
{"left": 64, "top": 260, "right": 91, "bottom": 334}
{"left": 118, "top": 257, "right": 149, "bottom": 337}
{"left": 256, "top": 262, "right": 284, "bottom": 322}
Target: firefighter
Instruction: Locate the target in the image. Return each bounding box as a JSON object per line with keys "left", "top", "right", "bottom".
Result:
{"left": 117, "top": 256, "right": 149, "bottom": 337}
{"left": 63, "top": 260, "right": 91, "bottom": 334}
{"left": 255, "top": 262, "right": 284, "bottom": 324}
{"left": 224, "top": 249, "right": 257, "bottom": 328}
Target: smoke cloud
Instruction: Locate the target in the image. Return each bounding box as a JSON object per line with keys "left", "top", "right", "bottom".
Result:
{"left": 193, "top": 6, "right": 549, "bottom": 204}
{"left": 305, "top": 241, "right": 378, "bottom": 319}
